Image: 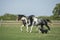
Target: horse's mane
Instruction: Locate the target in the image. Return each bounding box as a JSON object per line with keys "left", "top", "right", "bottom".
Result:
{"left": 18, "top": 15, "right": 26, "bottom": 17}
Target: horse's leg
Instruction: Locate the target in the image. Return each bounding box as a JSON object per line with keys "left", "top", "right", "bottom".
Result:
{"left": 40, "top": 24, "right": 44, "bottom": 29}
{"left": 30, "top": 21, "right": 34, "bottom": 33}
{"left": 30, "top": 25, "right": 33, "bottom": 33}
{"left": 36, "top": 25, "right": 39, "bottom": 31}
{"left": 20, "top": 25, "right": 24, "bottom": 32}
{"left": 26, "top": 24, "right": 29, "bottom": 32}
{"left": 37, "top": 25, "right": 41, "bottom": 33}
{"left": 38, "top": 24, "right": 44, "bottom": 33}
{"left": 45, "top": 24, "right": 50, "bottom": 30}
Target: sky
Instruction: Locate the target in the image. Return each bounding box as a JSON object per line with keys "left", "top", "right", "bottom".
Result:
{"left": 0, "top": 0, "right": 60, "bottom": 16}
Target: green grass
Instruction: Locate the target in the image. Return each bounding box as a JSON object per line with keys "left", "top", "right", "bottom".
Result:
{"left": 0, "top": 24, "right": 60, "bottom": 40}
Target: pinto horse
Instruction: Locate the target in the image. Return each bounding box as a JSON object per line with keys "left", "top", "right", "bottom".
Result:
{"left": 18, "top": 15, "right": 51, "bottom": 33}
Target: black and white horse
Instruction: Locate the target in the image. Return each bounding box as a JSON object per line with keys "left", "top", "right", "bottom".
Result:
{"left": 18, "top": 15, "right": 51, "bottom": 33}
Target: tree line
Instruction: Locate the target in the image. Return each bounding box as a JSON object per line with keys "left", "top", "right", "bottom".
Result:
{"left": 0, "top": 13, "right": 17, "bottom": 20}
{"left": 0, "top": 3, "right": 60, "bottom": 20}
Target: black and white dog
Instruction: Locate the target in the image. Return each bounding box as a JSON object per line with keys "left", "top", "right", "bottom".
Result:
{"left": 18, "top": 15, "right": 51, "bottom": 33}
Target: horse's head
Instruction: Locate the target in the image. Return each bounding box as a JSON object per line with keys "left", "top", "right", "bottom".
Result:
{"left": 18, "top": 15, "right": 26, "bottom": 21}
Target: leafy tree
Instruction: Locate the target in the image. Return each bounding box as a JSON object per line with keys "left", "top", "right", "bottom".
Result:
{"left": 53, "top": 3, "right": 60, "bottom": 17}
{"left": 52, "top": 3, "right": 60, "bottom": 20}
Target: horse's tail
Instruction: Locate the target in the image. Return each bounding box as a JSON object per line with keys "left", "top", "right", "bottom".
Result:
{"left": 46, "top": 19, "right": 52, "bottom": 23}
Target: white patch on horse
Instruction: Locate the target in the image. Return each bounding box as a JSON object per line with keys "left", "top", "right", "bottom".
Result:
{"left": 33, "top": 17, "right": 38, "bottom": 25}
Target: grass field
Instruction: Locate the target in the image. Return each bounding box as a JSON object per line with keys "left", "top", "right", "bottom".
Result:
{"left": 0, "top": 21, "right": 60, "bottom": 40}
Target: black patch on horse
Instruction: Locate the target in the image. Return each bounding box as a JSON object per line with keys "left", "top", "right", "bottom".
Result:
{"left": 28, "top": 15, "right": 35, "bottom": 26}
